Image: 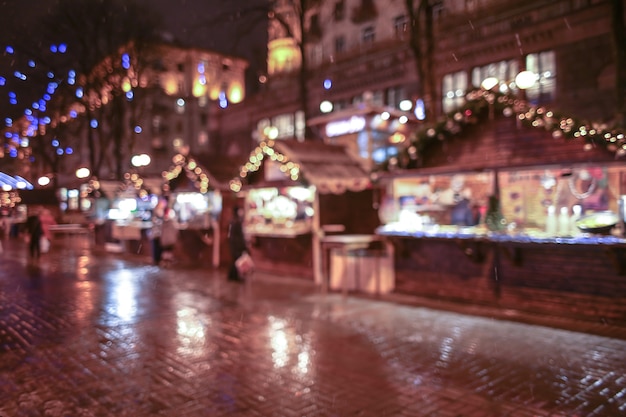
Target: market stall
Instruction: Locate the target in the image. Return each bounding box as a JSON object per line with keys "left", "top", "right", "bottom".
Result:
{"left": 376, "top": 90, "right": 626, "bottom": 325}
{"left": 162, "top": 152, "right": 237, "bottom": 268}
{"left": 232, "top": 139, "right": 392, "bottom": 291}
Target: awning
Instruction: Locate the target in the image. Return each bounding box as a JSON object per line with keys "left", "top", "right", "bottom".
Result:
{"left": 237, "top": 140, "right": 372, "bottom": 194}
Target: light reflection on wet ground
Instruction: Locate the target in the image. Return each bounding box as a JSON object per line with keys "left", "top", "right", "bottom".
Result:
{"left": 0, "top": 237, "right": 625, "bottom": 416}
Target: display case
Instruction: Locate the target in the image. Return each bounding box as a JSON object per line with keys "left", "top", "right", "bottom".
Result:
{"left": 244, "top": 186, "right": 315, "bottom": 237}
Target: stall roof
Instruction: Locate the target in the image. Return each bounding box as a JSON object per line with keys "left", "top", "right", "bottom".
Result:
{"left": 237, "top": 140, "right": 372, "bottom": 194}
{"left": 166, "top": 152, "right": 243, "bottom": 192}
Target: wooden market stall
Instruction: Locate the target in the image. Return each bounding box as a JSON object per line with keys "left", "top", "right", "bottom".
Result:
{"left": 375, "top": 90, "right": 626, "bottom": 326}
{"left": 163, "top": 152, "right": 241, "bottom": 268}
{"left": 233, "top": 139, "right": 393, "bottom": 291}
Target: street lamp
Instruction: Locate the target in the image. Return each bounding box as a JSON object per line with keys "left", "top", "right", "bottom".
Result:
{"left": 76, "top": 167, "right": 90, "bottom": 179}
{"left": 131, "top": 153, "right": 151, "bottom": 168}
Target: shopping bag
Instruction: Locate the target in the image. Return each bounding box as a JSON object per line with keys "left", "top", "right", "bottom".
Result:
{"left": 235, "top": 251, "right": 254, "bottom": 276}
{"left": 40, "top": 237, "right": 50, "bottom": 253}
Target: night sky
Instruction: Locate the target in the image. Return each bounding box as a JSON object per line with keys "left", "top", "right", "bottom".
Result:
{"left": 0, "top": 0, "right": 267, "bottom": 121}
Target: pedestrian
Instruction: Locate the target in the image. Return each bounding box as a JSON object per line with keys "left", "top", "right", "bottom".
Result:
{"left": 159, "top": 207, "right": 178, "bottom": 267}
{"left": 150, "top": 200, "right": 166, "bottom": 266}
{"left": 227, "top": 205, "right": 248, "bottom": 282}
{"left": 38, "top": 208, "right": 57, "bottom": 252}
{"left": 26, "top": 209, "right": 43, "bottom": 259}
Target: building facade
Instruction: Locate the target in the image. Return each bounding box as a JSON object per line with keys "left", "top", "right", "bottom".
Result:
{"left": 217, "top": 0, "right": 623, "bottom": 167}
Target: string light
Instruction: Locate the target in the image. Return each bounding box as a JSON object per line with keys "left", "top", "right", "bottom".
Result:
{"left": 395, "top": 88, "right": 626, "bottom": 169}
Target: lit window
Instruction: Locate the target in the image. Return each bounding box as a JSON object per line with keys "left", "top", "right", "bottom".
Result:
{"left": 471, "top": 60, "right": 519, "bottom": 91}
{"left": 524, "top": 50, "right": 556, "bottom": 104}
{"left": 442, "top": 71, "right": 468, "bottom": 113}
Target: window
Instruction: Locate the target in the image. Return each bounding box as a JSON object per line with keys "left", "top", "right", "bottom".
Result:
{"left": 335, "top": 36, "right": 346, "bottom": 55}
{"left": 258, "top": 113, "right": 306, "bottom": 141}
{"left": 524, "top": 51, "right": 556, "bottom": 104}
{"left": 334, "top": 0, "right": 345, "bottom": 21}
{"left": 386, "top": 86, "right": 407, "bottom": 109}
{"left": 442, "top": 71, "right": 468, "bottom": 113}
{"left": 471, "top": 60, "right": 519, "bottom": 91}
{"left": 272, "top": 114, "right": 295, "bottom": 139}
{"left": 362, "top": 26, "right": 375, "bottom": 45}
{"left": 394, "top": 15, "right": 409, "bottom": 39}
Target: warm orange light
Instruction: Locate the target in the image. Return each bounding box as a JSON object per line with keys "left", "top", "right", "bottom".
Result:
{"left": 228, "top": 82, "right": 244, "bottom": 103}
{"left": 192, "top": 81, "right": 207, "bottom": 97}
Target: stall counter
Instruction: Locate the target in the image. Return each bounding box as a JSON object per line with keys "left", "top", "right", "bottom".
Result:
{"left": 377, "top": 225, "right": 626, "bottom": 326}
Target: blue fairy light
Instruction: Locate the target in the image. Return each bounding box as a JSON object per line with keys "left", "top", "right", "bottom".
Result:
{"left": 4, "top": 118, "right": 12, "bottom": 126}
{"left": 47, "top": 72, "right": 54, "bottom": 79}
{"left": 122, "top": 53, "right": 130, "bottom": 69}
{"left": 90, "top": 119, "right": 98, "bottom": 128}
{"left": 134, "top": 125, "right": 142, "bottom": 133}
{"left": 0, "top": 77, "right": 5, "bottom": 86}
{"left": 69, "top": 110, "right": 77, "bottom": 118}
{"left": 76, "top": 87, "right": 83, "bottom": 98}
{"left": 324, "top": 79, "right": 332, "bottom": 89}
{"left": 9, "top": 149, "right": 17, "bottom": 158}
{"left": 65, "top": 147, "right": 73, "bottom": 154}
{"left": 28, "top": 60, "right": 35, "bottom": 68}
{"left": 125, "top": 91, "right": 134, "bottom": 100}
{"left": 56, "top": 148, "right": 64, "bottom": 155}
{"left": 42, "top": 116, "right": 50, "bottom": 124}
{"left": 52, "top": 139, "right": 59, "bottom": 147}
{"left": 58, "top": 43, "right": 67, "bottom": 53}
{"left": 50, "top": 44, "right": 58, "bottom": 53}
{"left": 5, "top": 46, "right": 14, "bottom": 54}
{"left": 14, "top": 71, "right": 26, "bottom": 80}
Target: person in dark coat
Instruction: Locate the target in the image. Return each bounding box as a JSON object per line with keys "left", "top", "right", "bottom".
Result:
{"left": 227, "top": 206, "right": 247, "bottom": 281}
{"left": 26, "top": 211, "right": 43, "bottom": 259}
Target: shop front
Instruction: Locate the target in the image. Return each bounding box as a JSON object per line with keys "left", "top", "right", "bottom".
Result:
{"left": 375, "top": 91, "right": 626, "bottom": 326}
{"left": 232, "top": 139, "right": 391, "bottom": 291}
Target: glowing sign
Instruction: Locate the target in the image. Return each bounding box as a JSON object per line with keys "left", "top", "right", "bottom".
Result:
{"left": 325, "top": 116, "right": 366, "bottom": 137}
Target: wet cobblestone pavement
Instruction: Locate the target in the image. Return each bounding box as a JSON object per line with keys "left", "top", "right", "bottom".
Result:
{"left": 1, "top": 236, "right": 626, "bottom": 416}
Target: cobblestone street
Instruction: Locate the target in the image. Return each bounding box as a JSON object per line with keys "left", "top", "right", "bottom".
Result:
{"left": 1, "top": 236, "right": 625, "bottom": 416}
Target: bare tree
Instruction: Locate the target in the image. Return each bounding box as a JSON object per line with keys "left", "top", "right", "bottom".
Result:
{"left": 29, "top": 0, "right": 165, "bottom": 180}
{"left": 611, "top": 0, "right": 626, "bottom": 126}
{"left": 405, "top": 0, "right": 436, "bottom": 122}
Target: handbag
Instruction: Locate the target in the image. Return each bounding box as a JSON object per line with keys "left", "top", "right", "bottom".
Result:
{"left": 235, "top": 251, "right": 254, "bottom": 276}
{"left": 40, "top": 236, "right": 50, "bottom": 253}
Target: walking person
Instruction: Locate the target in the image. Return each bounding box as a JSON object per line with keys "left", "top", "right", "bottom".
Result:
{"left": 159, "top": 208, "right": 178, "bottom": 267}
{"left": 26, "top": 209, "right": 43, "bottom": 259}
{"left": 38, "top": 208, "right": 56, "bottom": 253}
{"left": 150, "top": 202, "right": 165, "bottom": 266}
{"left": 227, "top": 205, "right": 248, "bottom": 282}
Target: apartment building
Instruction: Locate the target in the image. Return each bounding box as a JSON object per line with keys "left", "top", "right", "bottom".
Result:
{"left": 216, "top": 0, "right": 622, "bottom": 168}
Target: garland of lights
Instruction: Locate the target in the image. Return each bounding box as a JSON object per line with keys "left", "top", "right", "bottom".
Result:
{"left": 162, "top": 153, "right": 211, "bottom": 193}
{"left": 388, "top": 89, "right": 626, "bottom": 171}
{"left": 229, "top": 140, "right": 300, "bottom": 192}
